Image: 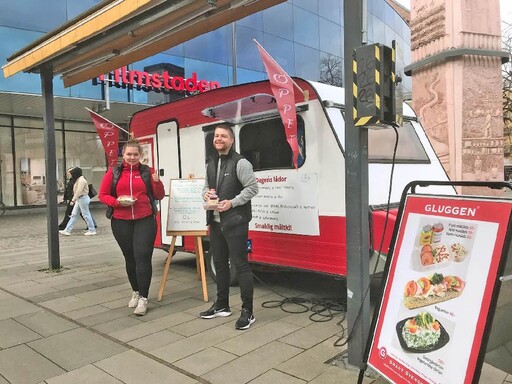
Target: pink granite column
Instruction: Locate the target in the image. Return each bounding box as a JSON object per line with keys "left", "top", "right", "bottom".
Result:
{"left": 409, "top": 0, "right": 505, "bottom": 195}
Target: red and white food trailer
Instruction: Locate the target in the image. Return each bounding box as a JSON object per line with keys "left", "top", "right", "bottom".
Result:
{"left": 129, "top": 77, "right": 454, "bottom": 280}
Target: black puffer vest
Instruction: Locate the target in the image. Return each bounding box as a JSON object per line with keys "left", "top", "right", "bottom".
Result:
{"left": 206, "top": 149, "right": 252, "bottom": 227}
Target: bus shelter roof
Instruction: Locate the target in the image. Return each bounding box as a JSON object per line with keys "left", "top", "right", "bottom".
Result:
{"left": 2, "top": 0, "right": 284, "bottom": 87}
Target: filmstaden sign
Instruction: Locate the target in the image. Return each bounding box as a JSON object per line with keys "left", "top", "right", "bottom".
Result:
{"left": 92, "top": 66, "right": 220, "bottom": 94}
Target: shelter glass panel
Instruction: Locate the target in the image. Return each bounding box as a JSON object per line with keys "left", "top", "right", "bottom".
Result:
{"left": 64, "top": 131, "right": 107, "bottom": 196}
{"left": 15, "top": 127, "right": 64, "bottom": 206}
{"left": 0, "top": 126, "right": 14, "bottom": 206}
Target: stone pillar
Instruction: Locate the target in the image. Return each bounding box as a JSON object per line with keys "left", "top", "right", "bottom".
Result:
{"left": 408, "top": 0, "right": 506, "bottom": 195}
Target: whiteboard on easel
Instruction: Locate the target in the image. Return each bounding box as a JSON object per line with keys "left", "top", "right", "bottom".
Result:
{"left": 167, "top": 178, "right": 208, "bottom": 233}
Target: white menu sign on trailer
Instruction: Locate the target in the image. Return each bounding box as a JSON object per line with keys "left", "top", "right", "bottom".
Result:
{"left": 250, "top": 171, "right": 319, "bottom": 236}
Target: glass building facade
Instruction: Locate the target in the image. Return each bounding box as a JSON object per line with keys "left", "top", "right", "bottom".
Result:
{"left": 0, "top": 0, "right": 411, "bottom": 209}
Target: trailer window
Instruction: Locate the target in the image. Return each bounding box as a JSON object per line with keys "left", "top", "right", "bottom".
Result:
{"left": 368, "top": 120, "right": 430, "bottom": 163}
{"left": 239, "top": 117, "right": 305, "bottom": 171}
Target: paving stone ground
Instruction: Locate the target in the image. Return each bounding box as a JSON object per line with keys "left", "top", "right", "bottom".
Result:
{"left": 0, "top": 207, "right": 510, "bottom": 383}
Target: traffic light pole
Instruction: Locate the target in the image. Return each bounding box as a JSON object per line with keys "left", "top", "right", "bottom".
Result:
{"left": 343, "top": 0, "right": 371, "bottom": 368}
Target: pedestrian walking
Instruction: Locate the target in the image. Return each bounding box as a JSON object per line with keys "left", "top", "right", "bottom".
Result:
{"left": 58, "top": 167, "right": 97, "bottom": 236}
{"left": 98, "top": 139, "right": 165, "bottom": 316}
{"left": 59, "top": 167, "right": 95, "bottom": 230}
{"left": 200, "top": 123, "right": 259, "bottom": 330}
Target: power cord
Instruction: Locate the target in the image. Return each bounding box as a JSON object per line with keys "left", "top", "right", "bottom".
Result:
{"left": 337, "top": 124, "right": 400, "bottom": 350}
{"left": 253, "top": 272, "right": 347, "bottom": 324}
{"left": 252, "top": 124, "right": 400, "bottom": 354}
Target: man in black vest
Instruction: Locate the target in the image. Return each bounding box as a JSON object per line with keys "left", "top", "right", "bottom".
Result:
{"left": 200, "top": 124, "right": 259, "bottom": 330}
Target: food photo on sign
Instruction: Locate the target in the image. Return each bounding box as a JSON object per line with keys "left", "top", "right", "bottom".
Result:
{"left": 412, "top": 217, "right": 476, "bottom": 272}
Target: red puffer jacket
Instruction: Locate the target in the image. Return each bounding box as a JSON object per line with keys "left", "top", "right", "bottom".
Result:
{"left": 99, "top": 162, "right": 165, "bottom": 220}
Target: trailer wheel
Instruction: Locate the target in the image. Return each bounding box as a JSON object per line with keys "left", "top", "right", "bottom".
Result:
{"left": 205, "top": 248, "right": 238, "bottom": 286}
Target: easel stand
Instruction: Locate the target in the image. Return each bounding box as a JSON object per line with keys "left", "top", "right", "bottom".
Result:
{"left": 157, "top": 230, "right": 208, "bottom": 302}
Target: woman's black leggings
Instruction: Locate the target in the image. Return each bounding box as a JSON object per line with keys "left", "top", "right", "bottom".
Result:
{"left": 111, "top": 215, "right": 157, "bottom": 298}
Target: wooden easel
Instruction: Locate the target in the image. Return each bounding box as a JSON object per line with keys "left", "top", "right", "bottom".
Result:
{"left": 157, "top": 230, "right": 208, "bottom": 302}
{"left": 157, "top": 176, "right": 209, "bottom": 302}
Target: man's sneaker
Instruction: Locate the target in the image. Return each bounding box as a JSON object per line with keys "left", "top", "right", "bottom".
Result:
{"left": 133, "top": 297, "right": 148, "bottom": 316}
{"left": 84, "top": 231, "right": 97, "bottom": 236}
{"left": 59, "top": 230, "right": 71, "bottom": 236}
{"left": 200, "top": 303, "right": 232, "bottom": 319}
{"left": 235, "top": 308, "right": 255, "bottom": 330}
{"left": 128, "top": 291, "right": 140, "bottom": 308}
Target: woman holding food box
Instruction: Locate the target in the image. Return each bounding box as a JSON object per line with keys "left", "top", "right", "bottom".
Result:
{"left": 99, "top": 139, "right": 165, "bottom": 316}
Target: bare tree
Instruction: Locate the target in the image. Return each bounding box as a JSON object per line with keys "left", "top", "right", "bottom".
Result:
{"left": 503, "top": 21, "right": 512, "bottom": 166}
{"left": 320, "top": 54, "right": 343, "bottom": 87}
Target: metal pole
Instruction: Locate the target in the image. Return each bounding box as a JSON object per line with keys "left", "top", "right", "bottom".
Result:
{"left": 232, "top": 22, "right": 237, "bottom": 85}
{"left": 344, "top": 0, "right": 370, "bottom": 368}
{"left": 41, "top": 64, "right": 60, "bottom": 270}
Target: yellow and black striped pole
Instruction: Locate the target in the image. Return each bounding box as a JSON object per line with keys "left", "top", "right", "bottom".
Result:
{"left": 353, "top": 44, "right": 382, "bottom": 127}
{"left": 392, "top": 40, "right": 403, "bottom": 126}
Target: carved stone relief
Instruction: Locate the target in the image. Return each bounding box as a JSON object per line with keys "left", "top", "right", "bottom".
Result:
{"left": 413, "top": 69, "right": 450, "bottom": 173}
{"left": 461, "top": 61, "right": 504, "bottom": 182}
{"left": 410, "top": 3, "right": 446, "bottom": 51}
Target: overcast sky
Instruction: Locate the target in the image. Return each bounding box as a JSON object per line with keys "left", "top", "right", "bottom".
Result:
{"left": 394, "top": 0, "right": 512, "bottom": 23}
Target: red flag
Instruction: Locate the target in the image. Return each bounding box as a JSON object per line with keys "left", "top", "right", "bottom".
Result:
{"left": 255, "top": 41, "right": 299, "bottom": 169}
{"left": 86, "top": 108, "right": 121, "bottom": 168}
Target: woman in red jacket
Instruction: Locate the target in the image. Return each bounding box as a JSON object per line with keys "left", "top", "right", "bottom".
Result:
{"left": 99, "top": 139, "right": 165, "bottom": 316}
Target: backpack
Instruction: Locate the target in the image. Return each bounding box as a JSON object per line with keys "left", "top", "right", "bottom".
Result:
{"left": 106, "top": 164, "right": 158, "bottom": 219}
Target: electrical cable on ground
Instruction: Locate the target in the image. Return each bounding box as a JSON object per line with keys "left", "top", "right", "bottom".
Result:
{"left": 253, "top": 272, "right": 348, "bottom": 329}
{"left": 337, "top": 124, "right": 400, "bottom": 350}
{"left": 252, "top": 125, "right": 400, "bottom": 355}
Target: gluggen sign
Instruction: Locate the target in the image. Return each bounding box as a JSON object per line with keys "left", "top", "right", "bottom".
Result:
{"left": 92, "top": 66, "right": 220, "bottom": 94}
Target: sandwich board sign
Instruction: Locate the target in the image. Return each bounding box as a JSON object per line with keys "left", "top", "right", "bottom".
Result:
{"left": 366, "top": 194, "right": 512, "bottom": 384}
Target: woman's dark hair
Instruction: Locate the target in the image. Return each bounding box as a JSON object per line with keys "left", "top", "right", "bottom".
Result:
{"left": 69, "top": 167, "right": 82, "bottom": 179}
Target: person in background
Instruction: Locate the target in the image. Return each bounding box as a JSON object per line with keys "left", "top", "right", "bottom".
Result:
{"left": 200, "top": 123, "right": 259, "bottom": 330}
{"left": 59, "top": 168, "right": 95, "bottom": 230}
{"left": 59, "top": 167, "right": 97, "bottom": 236}
{"left": 58, "top": 167, "right": 77, "bottom": 230}
{"left": 98, "top": 139, "right": 165, "bottom": 316}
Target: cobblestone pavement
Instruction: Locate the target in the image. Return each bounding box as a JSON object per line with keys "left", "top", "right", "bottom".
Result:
{"left": 0, "top": 207, "right": 510, "bottom": 383}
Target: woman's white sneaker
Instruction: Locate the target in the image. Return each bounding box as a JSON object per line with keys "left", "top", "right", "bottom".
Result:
{"left": 134, "top": 297, "right": 148, "bottom": 316}
{"left": 128, "top": 291, "right": 140, "bottom": 308}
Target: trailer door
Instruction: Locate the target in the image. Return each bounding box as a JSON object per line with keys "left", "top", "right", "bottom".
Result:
{"left": 156, "top": 121, "right": 179, "bottom": 245}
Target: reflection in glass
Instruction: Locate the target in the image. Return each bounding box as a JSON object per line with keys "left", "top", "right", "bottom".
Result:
{"left": 15, "top": 127, "right": 64, "bottom": 206}
{"left": 262, "top": 34, "right": 295, "bottom": 74}
{"left": 262, "top": 2, "right": 293, "bottom": 40}
{"left": 295, "top": 44, "right": 320, "bottom": 81}
{"left": 369, "top": 121, "right": 430, "bottom": 162}
{"left": 64, "top": 131, "right": 107, "bottom": 200}
{"left": 319, "top": 19, "right": 342, "bottom": 57}
{"left": 236, "top": 26, "right": 264, "bottom": 72}
{"left": 293, "top": 7, "right": 319, "bottom": 50}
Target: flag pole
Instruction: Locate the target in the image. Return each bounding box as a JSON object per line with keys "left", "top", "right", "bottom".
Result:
{"left": 85, "top": 107, "right": 131, "bottom": 135}
{"left": 253, "top": 39, "right": 309, "bottom": 100}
